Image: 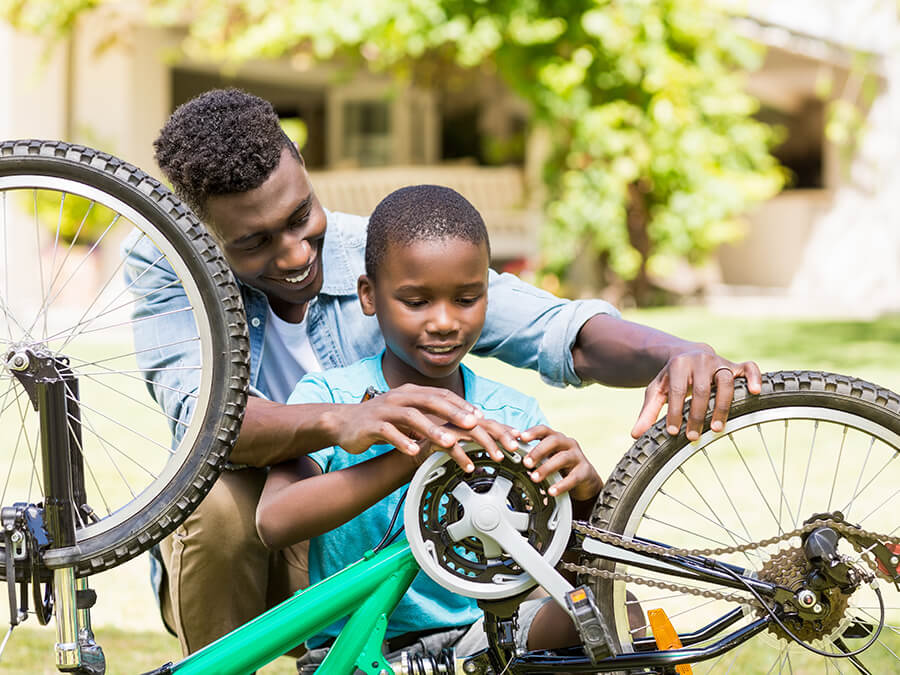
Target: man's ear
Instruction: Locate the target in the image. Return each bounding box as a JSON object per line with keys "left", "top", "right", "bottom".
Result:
{"left": 358, "top": 275, "right": 376, "bottom": 316}
{"left": 295, "top": 143, "right": 305, "bottom": 166}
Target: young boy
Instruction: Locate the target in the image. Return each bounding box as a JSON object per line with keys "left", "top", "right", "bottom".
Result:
{"left": 255, "top": 185, "right": 605, "bottom": 663}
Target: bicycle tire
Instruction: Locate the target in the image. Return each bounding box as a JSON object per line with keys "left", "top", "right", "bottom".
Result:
{"left": 590, "top": 370, "right": 900, "bottom": 672}
{"left": 0, "top": 139, "right": 249, "bottom": 577}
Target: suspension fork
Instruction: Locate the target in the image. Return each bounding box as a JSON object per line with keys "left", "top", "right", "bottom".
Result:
{"left": 9, "top": 348, "right": 103, "bottom": 673}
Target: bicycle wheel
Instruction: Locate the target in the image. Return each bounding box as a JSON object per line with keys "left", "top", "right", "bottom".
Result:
{"left": 0, "top": 139, "right": 248, "bottom": 577}
{"left": 590, "top": 371, "right": 900, "bottom": 673}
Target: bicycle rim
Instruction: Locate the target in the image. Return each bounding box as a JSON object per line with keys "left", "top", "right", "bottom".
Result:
{"left": 0, "top": 140, "right": 248, "bottom": 576}
{"left": 591, "top": 371, "right": 900, "bottom": 673}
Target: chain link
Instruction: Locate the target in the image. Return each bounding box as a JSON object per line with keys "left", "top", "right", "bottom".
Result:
{"left": 560, "top": 518, "right": 900, "bottom": 605}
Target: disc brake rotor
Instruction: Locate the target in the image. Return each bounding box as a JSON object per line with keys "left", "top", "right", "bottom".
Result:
{"left": 404, "top": 441, "right": 572, "bottom": 600}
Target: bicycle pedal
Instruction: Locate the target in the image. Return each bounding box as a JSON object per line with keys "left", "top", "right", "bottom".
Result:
{"left": 564, "top": 585, "right": 613, "bottom": 664}
{"left": 648, "top": 608, "right": 693, "bottom": 675}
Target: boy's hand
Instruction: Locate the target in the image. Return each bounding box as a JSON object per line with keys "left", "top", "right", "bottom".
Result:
{"left": 518, "top": 425, "right": 603, "bottom": 502}
{"left": 331, "top": 383, "right": 518, "bottom": 464}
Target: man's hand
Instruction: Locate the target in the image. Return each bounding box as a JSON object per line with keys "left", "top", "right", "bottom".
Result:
{"left": 630, "top": 350, "right": 762, "bottom": 441}
{"left": 518, "top": 425, "right": 603, "bottom": 502}
{"left": 329, "top": 383, "right": 520, "bottom": 468}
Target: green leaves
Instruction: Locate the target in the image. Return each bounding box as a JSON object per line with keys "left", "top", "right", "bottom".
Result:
{"left": 3, "top": 0, "right": 785, "bottom": 303}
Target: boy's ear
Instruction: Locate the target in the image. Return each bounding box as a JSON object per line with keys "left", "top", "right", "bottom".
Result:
{"left": 358, "top": 275, "right": 376, "bottom": 316}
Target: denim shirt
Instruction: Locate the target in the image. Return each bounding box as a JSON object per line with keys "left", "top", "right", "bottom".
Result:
{"left": 123, "top": 208, "right": 620, "bottom": 442}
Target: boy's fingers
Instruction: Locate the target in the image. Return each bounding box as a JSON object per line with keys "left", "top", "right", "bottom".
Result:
{"left": 446, "top": 442, "right": 474, "bottom": 473}
{"left": 523, "top": 434, "right": 559, "bottom": 468}
{"left": 528, "top": 450, "right": 573, "bottom": 484}
{"left": 465, "top": 424, "right": 505, "bottom": 462}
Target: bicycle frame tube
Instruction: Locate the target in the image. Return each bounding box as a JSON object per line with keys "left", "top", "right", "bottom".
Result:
{"left": 168, "top": 540, "right": 418, "bottom": 675}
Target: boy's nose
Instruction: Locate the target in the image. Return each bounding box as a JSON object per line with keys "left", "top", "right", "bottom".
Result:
{"left": 427, "top": 303, "right": 458, "bottom": 333}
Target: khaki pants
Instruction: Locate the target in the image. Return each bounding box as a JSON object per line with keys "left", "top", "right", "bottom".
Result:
{"left": 159, "top": 468, "right": 309, "bottom": 655}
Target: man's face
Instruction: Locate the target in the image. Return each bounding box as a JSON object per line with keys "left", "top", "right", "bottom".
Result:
{"left": 359, "top": 237, "right": 489, "bottom": 390}
{"left": 205, "top": 147, "right": 327, "bottom": 322}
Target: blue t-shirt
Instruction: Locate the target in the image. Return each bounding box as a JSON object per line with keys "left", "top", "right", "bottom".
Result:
{"left": 286, "top": 353, "right": 548, "bottom": 644}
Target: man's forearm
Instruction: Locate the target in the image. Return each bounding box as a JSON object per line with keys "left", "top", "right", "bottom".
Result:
{"left": 228, "top": 396, "right": 342, "bottom": 467}
{"left": 572, "top": 314, "right": 713, "bottom": 387}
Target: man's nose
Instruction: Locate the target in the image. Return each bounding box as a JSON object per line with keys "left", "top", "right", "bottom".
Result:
{"left": 275, "top": 231, "right": 313, "bottom": 269}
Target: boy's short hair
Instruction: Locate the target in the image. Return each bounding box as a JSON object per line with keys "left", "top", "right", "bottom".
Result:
{"left": 365, "top": 185, "right": 491, "bottom": 278}
{"left": 154, "top": 88, "right": 299, "bottom": 220}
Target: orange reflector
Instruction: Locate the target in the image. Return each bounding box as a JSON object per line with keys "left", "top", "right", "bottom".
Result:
{"left": 876, "top": 543, "right": 900, "bottom": 577}
{"left": 648, "top": 608, "right": 693, "bottom": 675}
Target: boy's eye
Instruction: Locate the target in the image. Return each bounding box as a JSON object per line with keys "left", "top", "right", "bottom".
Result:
{"left": 401, "top": 299, "right": 428, "bottom": 308}
{"left": 457, "top": 295, "right": 482, "bottom": 306}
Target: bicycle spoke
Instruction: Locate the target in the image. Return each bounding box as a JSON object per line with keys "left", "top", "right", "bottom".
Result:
{"left": 67, "top": 373, "right": 190, "bottom": 431}
{"left": 74, "top": 409, "right": 138, "bottom": 501}
{"left": 758, "top": 423, "right": 797, "bottom": 529}
{"left": 65, "top": 415, "right": 113, "bottom": 517}
{"left": 827, "top": 426, "right": 849, "bottom": 513}
{"left": 701, "top": 447, "right": 755, "bottom": 544}
{"left": 796, "top": 421, "right": 819, "bottom": 526}
{"left": 72, "top": 399, "right": 176, "bottom": 456}
{"left": 729, "top": 434, "right": 782, "bottom": 534}
{"left": 69, "top": 335, "right": 200, "bottom": 372}
{"left": 32, "top": 190, "right": 46, "bottom": 340}
{"left": 69, "top": 361, "right": 199, "bottom": 401}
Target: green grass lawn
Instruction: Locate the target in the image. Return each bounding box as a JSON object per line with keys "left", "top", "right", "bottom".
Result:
{"left": 2, "top": 307, "right": 899, "bottom": 673}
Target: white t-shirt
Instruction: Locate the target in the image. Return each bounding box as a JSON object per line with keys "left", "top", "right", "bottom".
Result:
{"left": 258, "top": 307, "right": 322, "bottom": 403}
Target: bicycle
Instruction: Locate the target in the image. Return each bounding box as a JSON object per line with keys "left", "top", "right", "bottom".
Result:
{"left": 0, "top": 140, "right": 897, "bottom": 674}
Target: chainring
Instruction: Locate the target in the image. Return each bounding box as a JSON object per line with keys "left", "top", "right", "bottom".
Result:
{"left": 404, "top": 441, "right": 572, "bottom": 600}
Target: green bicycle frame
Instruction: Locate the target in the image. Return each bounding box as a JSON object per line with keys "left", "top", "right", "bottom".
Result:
{"left": 167, "top": 540, "right": 418, "bottom": 675}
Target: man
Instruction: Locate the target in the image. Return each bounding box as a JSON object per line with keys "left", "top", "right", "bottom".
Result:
{"left": 127, "top": 88, "right": 760, "bottom": 655}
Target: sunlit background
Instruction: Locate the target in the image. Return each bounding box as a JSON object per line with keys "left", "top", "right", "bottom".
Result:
{"left": 1, "top": 1, "right": 899, "bottom": 672}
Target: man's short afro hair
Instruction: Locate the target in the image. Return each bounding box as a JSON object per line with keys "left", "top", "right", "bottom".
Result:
{"left": 154, "top": 88, "right": 298, "bottom": 220}
{"left": 365, "top": 185, "right": 490, "bottom": 279}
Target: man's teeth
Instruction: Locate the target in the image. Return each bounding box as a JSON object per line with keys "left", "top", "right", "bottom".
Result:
{"left": 284, "top": 268, "right": 312, "bottom": 283}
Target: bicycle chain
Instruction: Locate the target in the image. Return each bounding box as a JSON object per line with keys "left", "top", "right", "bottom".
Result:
{"left": 559, "top": 518, "right": 900, "bottom": 606}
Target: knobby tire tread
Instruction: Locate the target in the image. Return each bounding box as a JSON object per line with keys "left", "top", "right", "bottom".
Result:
{"left": 0, "top": 139, "right": 249, "bottom": 577}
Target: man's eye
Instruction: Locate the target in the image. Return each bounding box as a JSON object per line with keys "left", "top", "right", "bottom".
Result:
{"left": 240, "top": 237, "right": 268, "bottom": 252}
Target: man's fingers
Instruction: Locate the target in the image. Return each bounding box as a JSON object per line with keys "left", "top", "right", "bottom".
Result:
{"left": 738, "top": 360, "right": 763, "bottom": 394}
{"left": 665, "top": 362, "right": 689, "bottom": 437}
{"left": 387, "top": 385, "right": 480, "bottom": 429}
{"left": 376, "top": 423, "right": 420, "bottom": 456}
{"left": 710, "top": 367, "right": 735, "bottom": 432}
{"left": 631, "top": 385, "right": 666, "bottom": 439}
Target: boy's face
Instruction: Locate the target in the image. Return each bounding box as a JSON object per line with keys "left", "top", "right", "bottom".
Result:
{"left": 204, "top": 146, "right": 327, "bottom": 323}
{"left": 359, "top": 237, "right": 489, "bottom": 389}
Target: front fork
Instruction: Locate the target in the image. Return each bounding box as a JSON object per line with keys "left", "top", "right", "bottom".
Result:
{"left": 5, "top": 350, "right": 105, "bottom": 673}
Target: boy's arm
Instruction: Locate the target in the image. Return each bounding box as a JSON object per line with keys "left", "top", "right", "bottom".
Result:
{"left": 255, "top": 450, "right": 421, "bottom": 550}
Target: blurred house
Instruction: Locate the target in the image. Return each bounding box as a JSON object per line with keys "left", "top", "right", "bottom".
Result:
{"left": 1, "top": 0, "right": 898, "bottom": 315}
{"left": 714, "top": 0, "right": 900, "bottom": 316}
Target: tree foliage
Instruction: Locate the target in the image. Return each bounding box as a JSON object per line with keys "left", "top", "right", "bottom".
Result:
{"left": 4, "top": 0, "right": 784, "bottom": 302}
